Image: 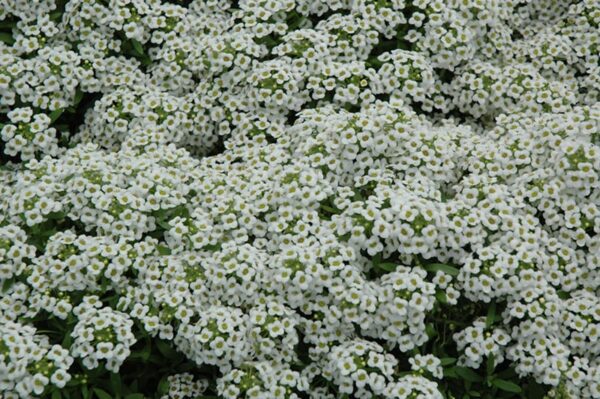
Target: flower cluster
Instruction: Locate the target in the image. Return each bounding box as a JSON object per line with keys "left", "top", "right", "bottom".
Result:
{"left": 1, "top": 107, "right": 61, "bottom": 160}
{"left": 321, "top": 339, "right": 398, "bottom": 398}
{"left": 0, "top": 224, "right": 35, "bottom": 283}
{"left": 409, "top": 354, "right": 443, "bottom": 379}
{"left": 175, "top": 306, "right": 250, "bottom": 372}
{"left": 454, "top": 318, "right": 511, "bottom": 369}
{"left": 0, "top": 321, "right": 72, "bottom": 397}
{"left": 218, "top": 361, "right": 309, "bottom": 399}
{"left": 70, "top": 296, "right": 137, "bottom": 373}
{"left": 0, "top": 0, "right": 599, "bottom": 398}
{"left": 160, "top": 373, "right": 209, "bottom": 399}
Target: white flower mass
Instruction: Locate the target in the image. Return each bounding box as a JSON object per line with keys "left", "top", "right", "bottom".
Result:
{"left": 0, "top": 0, "right": 598, "bottom": 398}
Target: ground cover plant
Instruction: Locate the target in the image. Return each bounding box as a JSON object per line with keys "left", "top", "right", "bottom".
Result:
{"left": 0, "top": 0, "right": 599, "bottom": 398}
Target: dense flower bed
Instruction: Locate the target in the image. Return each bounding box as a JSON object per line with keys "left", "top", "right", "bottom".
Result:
{"left": 0, "top": 0, "right": 599, "bottom": 398}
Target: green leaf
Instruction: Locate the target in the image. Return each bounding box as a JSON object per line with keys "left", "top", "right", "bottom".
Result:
{"left": 443, "top": 367, "right": 458, "bottom": 378}
{"left": 423, "top": 263, "right": 460, "bottom": 277}
{"left": 49, "top": 11, "right": 63, "bottom": 21}
{"left": 440, "top": 357, "right": 457, "bottom": 366}
{"left": 425, "top": 323, "right": 437, "bottom": 338}
{"left": 557, "top": 290, "right": 570, "bottom": 300}
{"left": 320, "top": 204, "right": 339, "bottom": 214}
{"left": 375, "top": 262, "right": 397, "bottom": 272}
{"left": 52, "top": 390, "right": 62, "bottom": 399}
{"left": 435, "top": 290, "right": 448, "bottom": 304}
{"left": 372, "top": 253, "right": 396, "bottom": 272}
{"left": 0, "top": 21, "right": 17, "bottom": 29}
{"left": 131, "top": 39, "right": 144, "bottom": 56}
{"left": 82, "top": 384, "right": 90, "bottom": 399}
{"left": 486, "top": 353, "right": 496, "bottom": 376}
{"left": 157, "top": 376, "right": 170, "bottom": 395}
{"left": 140, "top": 56, "right": 153, "bottom": 66}
{"left": 202, "top": 243, "right": 221, "bottom": 251}
{"left": 0, "top": 32, "right": 15, "bottom": 45}
{"left": 156, "top": 339, "right": 178, "bottom": 359}
{"left": 47, "top": 211, "right": 67, "bottom": 220}
{"left": 372, "top": 253, "right": 381, "bottom": 265}
{"left": 2, "top": 277, "right": 15, "bottom": 293}
{"left": 93, "top": 388, "right": 112, "bottom": 399}
{"left": 454, "top": 366, "right": 483, "bottom": 382}
{"left": 485, "top": 301, "right": 496, "bottom": 329}
{"left": 255, "top": 34, "right": 279, "bottom": 48}
{"left": 156, "top": 219, "right": 172, "bottom": 230}
{"left": 110, "top": 373, "right": 122, "bottom": 396}
{"left": 61, "top": 332, "right": 73, "bottom": 348}
{"left": 73, "top": 89, "right": 85, "bottom": 106}
{"left": 124, "top": 395, "right": 145, "bottom": 399}
{"left": 49, "top": 108, "right": 64, "bottom": 123}
{"left": 157, "top": 245, "right": 171, "bottom": 256}
{"left": 491, "top": 379, "right": 522, "bottom": 393}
